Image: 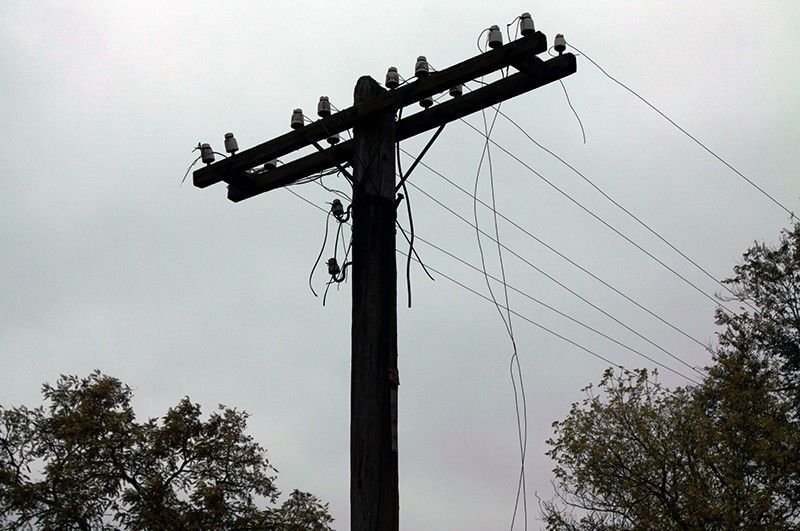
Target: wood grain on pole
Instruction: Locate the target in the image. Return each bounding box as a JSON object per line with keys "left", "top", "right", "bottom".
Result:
{"left": 350, "top": 76, "right": 399, "bottom": 531}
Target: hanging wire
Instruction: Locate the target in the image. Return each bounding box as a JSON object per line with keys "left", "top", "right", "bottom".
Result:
{"left": 397, "top": 107, "right": 415, "bottom": 308}
{"left": 567, "top": 40, "right": 796, "bottom": 221}
{"left": 457, "top": 81, "right": 755, "bottom": 315}
{"left": 487, "top": 106, "right": 758, "bottom": 312}
{"left": 459, "top": 116, "right": 737, "bottom": 316}
{"left": 308, "top": 210, "right": 332, "bottom": 297}
{"left": 558, "top": 80, "right": 586, "bottom": 144}
{"left": 472, "top": 100, "right": 528, "bottom": 530}
{"left": 401, "top": 153, "right": 715, "bottom": 358}
{"left": 396, "top": 219, "right": 435, "bottom": 282}
{"left": 410, "top": 230, "right": 701, "bottom": 382}
{"left": 406, "top": 175, "right": 706, "bottom": 375}
{"left": 286, "top": 187, "right": 691, "bottom": 383}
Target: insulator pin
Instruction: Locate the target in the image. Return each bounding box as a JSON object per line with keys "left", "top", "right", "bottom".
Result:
{"left": 487, "top": 25, "right": 503, "bottom": 49}
{"left": 224, "top": 133, "right": 238, "bottom": 155}
{"left": 264, "top": 159, "right": 277, "bottom": 170}
{"left": 385, "top": 67, "right": 400, "bottom": 89}
{"left": 420, "top": 95, "right": 433, "bottom": 108}
{"left": 317, "top": 96, "right": 331, "bottom": 117}
{"left": 291, "top": 108, "right": 304, "bottom": 129}
{"left": 519, "top": 12, "right": 535, "bottom": 36}
{"left": 554, "top": 34, "right": 567, "bottom": 54}
{"left": 200, "top": 143, "right": 214, "bottom": 164}
{"left": 414, "top": 56, "right": 429, "bottom": 77}
{"left": 327, "top": 131, "right": 340, "bottom": 145}
{"left": 449, "top": 84, "right": 463, "bottom": 98}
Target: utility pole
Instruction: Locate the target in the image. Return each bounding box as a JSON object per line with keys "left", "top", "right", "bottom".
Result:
{"left": 192, "top": 20, "right": 575, "bottom": 531}
{"left": 349, "top": 76, "right": 399, "bottom": 531}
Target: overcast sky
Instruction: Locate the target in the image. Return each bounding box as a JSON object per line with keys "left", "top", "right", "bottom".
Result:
{"left": 1, "top": 1, "right": 798, "bottom": 529}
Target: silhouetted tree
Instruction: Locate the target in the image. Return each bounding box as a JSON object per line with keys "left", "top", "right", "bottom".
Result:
{"left": 0, "top": 372, "right": 334, "bottom": 530}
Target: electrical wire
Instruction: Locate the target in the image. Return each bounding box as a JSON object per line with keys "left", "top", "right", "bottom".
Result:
{"left": 180, "top": 155, "right": 201, "bottom": 187}
{"left": 472, "top": 100, "right": 528, "bottom": 531}
{"left": 405, "top": 177, "right": 705, "bottom": 377}
{"left": 180, "top": 143, "right": 228, "bottom": 187}
{"left": 558, "top": 80, "right": 586, "bottom": 144}
{"left": 484, "top": 104, "right": 756, "bottom": 314}
{"left": 411, "top": 232, "right": 701, "bottom": 384}
{"left": 396, "top": 219, "right": 435, "bottom": 282}
{"left": 397, "top": 108, "right": 415, "bottom": 308}
{"left": 405, "top": 253, "right": 630, "bottom": 370}
{"left": 285, "top": 187, "right": 695, "bottom": 380}
{"left": 400, "top": 145, "right": 713, "bottom": 377}
{"left": 308, "top": 209, "right": 332, "bottom": 297}
{"left": 400, "top": 152, "right": 714, "bottom": 355}
{"left": 459, "top": 117, "right": 736, "bottom": 316}
{"left": 567, "top": 40, "right": 796, "bottom": 222}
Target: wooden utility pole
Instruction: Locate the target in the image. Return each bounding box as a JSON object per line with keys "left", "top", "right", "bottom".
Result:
{"left": 192, "top": 25, "right": 575, "bottom": 531}
{"left": 349, "top": 76, "right": 399, "bottom": 531}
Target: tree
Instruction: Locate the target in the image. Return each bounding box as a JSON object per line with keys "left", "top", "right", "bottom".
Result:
{"left": 0, "top": 372, "right": 334, "bottom": 530}
{"left": 716, "top": 223, "right": 800, "bottom": 414}
{"left": 542, "top": 224, "right": 800, "bottom": 529}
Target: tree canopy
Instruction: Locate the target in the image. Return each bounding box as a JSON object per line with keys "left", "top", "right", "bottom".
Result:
{"left": 543, "top": 224, "right": 800, "bottom": 529}
{"left": 0, "top": 372, "right": 334, "bottom": 530}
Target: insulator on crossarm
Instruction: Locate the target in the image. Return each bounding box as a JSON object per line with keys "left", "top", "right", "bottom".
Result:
{"left": 449, "top": 84, "right": 463, "bottom": 98}
{"left": 519, "top": 12, "right": 535, "bottom": 36}
{"left": 291, "top": 108, "right": 304, "bottom": 129}
{"left": 420, "top": 95, "right": 433, "bottom": 108}
{"left": 554, "top": 33, "right": 567, "bottom": 54}
{"left": 264, "top": 159, "right": 277, "bottom": 170}
{"left": 385, "top": 67, "right": 400, "bottom": 89}
{"left": 327, "top": 257, "right": 340, "bottom": 276}
{"left": 200, "top": 143, "right": 214, "bottom": 164}
{"left": 327, "top": 131, "right": 340, "bottom": 145}
{"left": 487, "top": 25, "right": 503, "bottom": 49}
{"left": 414, "top": 56, "right": 429, "bottom": 78}
{"left": 224, "top": 133, "right": 238, "bottom": 155}
{"left": 317, "top": 96, "right": 331, "bottom": 117}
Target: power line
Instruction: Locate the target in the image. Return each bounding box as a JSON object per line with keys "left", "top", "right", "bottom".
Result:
{"left": 413, "top": 232, "right": 701, "bottom": 383}
{"left": 471, "top": 97, "right": 528, "bottom": 531}
{"left": 400, "top": 151, "right": 714, "bottom": 356}
{"left": 458, "top": 117, "right": 735, "bottom": 316}
{"left": 568, "top": 41, "right": 796, "bottom": 222}
{"left": 286, "top": 188, "right": 701, "bottom": 387}
{"left": 488, "top": 104, "right": 758, "bottom": 314}
{"left": 404, "top": 173, "right": 705, "bottom": 377}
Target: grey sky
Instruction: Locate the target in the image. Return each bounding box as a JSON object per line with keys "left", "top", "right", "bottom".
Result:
{"left": 1, "top": 1, "right": 798, "bottom": 529}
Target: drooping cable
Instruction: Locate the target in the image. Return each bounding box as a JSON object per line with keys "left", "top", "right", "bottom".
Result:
{"left": 411, "top": 232, "right": 701, "bottom": 383}
{"left": 460, "top": 117, "right": 736, "bottom": 316}
{"left": 308, "top": 209, "right": 332, "bottom": 297}
{"left": 567, "top": 40, "right": 796, "bottom": 221}
{"left": 286, "top": 187, "right": 690, "bottom": 381}
{"left": 401, "top": 251, "right": 629, "bottom": 370}
{"left": 484, "top": 104, "right": 756, "bottom": 313}
{"left": 396, "top": 220, "right": 435, "bottom": 283}
{"left": 401, "top": 153, "right": 714, "bottom": 355}
{"left": 558, "top": 80, "right": 586, "bottom": 144}
{"left": 472, "top": 101, "right": 528, "bottom": 531}
{"left": 397, "top": 108, "right": 415, "bottom": 308}
{"left": 409, "top": 179, "right": 706, "bottom": 376}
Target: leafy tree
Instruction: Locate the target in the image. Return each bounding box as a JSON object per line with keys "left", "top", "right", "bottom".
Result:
{"left": 716, "top": 223, "right": 800, "bottom": 414}
{"left": 542, "top": 225, "right": 800, "bottom": 529}
{"left": 0, "top": 372, "right": 334, "bottom": 530}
